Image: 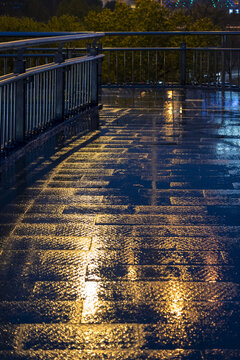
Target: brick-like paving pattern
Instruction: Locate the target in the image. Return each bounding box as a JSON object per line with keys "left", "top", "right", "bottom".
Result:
{"left": 0, "top": 88, "right": 240, "bottom": 359}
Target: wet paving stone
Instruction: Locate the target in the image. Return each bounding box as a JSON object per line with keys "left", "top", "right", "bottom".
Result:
{"left": 1, "top": 89, "right": 240, "bottom": 356}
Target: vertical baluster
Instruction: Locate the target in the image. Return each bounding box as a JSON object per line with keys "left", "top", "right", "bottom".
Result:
{"left": 3, "top": 86, "right": 6, "bottom": 148}
{"left": 73, "top": 64, "right": 76, "bottom": 109}
{"left": 147, "top": 51, "right": 150, "bottom": 84}
{"left": 35, "top": 75, "right": 38, "bottom": 130}
{"left": 72, "top": 64, "right": 75, "bottom": 109}
{"left": 50, "top": 71, "right": 54, "bottom": 120}
{"left": 30, "top": 79, "right": 33, "bottom": 133}
{"left": 108, "top": 52, "right": 111, "bottom": 84}
{"left": 192, "top": 52, "right": 194, "bottom": 84}
{"left": 139, "top": 51, "right": 142, "bottom": 83}
{"left": 76, "top": 64, "right": 79, "bottom": 107}
{"left": 230, "top": 50, "right": 232, "bottom": 85}
{"left": 13, "top": 83, "right": 16, "bottom": 142}
{"left": 0, "top": 87, "right": 2, "bottom": 150}
{"left": 43, "top": 72, "right": 46, "bottom": 127}
{"left": 87, "top": 61, "right": 90, "bottom": 104}
{"left": 132, "top": 51, "right": 134, "bottom": 84}
{"left": 207, "top": 51, "right": 210, "bottom": 85}
{"left": 199, "top": 52, "right": 202, "bottom": 84}
{"left": 80, "top": 62, "right": 83, "bottom": 107}
{"left": 40, "top": 73, "right": 43, "bottom": 127}
{"left": 74, "top": 64, "right": 77, "bottom": 109}
{"left": 53, "top": 70, "right": 56, "bottom": 120}
{"left": 238, "top": 51, "right": 240, "bottom": 87}
{"left": 85, "top": 62, "right": 88, "bottom": 105}
{"left": 64, "top": 69, "right": 67, "bottom": 114}
{"left": 80, "top": 63, "right": 83, "bottom": 107}
{"left": 84, "top": 61, "right": 87, "bottom": 105}
{"left": 68, "top": 66, "right": 71, "bottom": 113}
{"left": 36, "top": 74, "right": 40, "bottom": 129}
{"left": 116, "top": 52, "right": 118, "bottom": 84}
{"left": 26, "top": 80, "right": 29, "bottom": 135}
{"left": 155, "top": 51, "right": 158, "bottom": 84}
{"left": 48, "top": 71, "right": 52, "bottom": 121}
{"left": 46, "top": 71, "right": 49, "bottom": 124}
{"left": 70, "top": 65, "right": 73, "bottom": 111}
{"left": 68, "top": 67, "right": 71, "bottom": 113}
{"left": 124, "top": 51, "right": 126, "bottom": 84}
{"left": 83, "top": 62, "right": 86, "bottom": 106}
{"left": 9, "top": 83, "right": 12, "bottom": 143}
{"left": 6, "top": 85, "right": 9, "bottom": 144}
{"left": 32, "top": 76, "right": 36, "bottom": 131}
{"left": 77, "top": 64, "right": 80, "bottom": 107}
{"left": 163, "top": 51, "right": 166, "bottom": 85}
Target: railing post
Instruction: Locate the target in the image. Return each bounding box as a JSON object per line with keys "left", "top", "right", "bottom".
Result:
{"left": 88, "top": 44, "right": 98, "bottom": 105}
{"left": 55, "top": 44, "right": 65, "bottom": 121}
{"left": 97, "top": 43, "right": 103, "bottom": 89}
{"left": 221, "top": 35, "right": 226, "bottom": 88}
{"left": 14, "top": 50, "right": 26, "bottom": 143}
{"left": 180, "top": 42, "right": 186, "bottom": 86}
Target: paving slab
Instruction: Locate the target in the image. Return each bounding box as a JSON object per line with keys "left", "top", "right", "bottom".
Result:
{"left": 0, "top": 88, "right": 240, "bottom": 358}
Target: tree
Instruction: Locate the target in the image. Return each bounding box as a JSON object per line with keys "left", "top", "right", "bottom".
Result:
{"left": 57, "top": 0, "right": 102, "bottom": 20}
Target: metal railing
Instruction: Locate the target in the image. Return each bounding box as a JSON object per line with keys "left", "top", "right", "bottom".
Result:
{"left": 101, "top": 46, "right": 240, "bottom": 87}
{"left": 101, "top": 32, "right": 240, "bottom": 88}
{"left": 2, "top": 31, "right": 239, "bottom": 89}
{"left": 0, "top": 33, "right": 104, "bottom": 153}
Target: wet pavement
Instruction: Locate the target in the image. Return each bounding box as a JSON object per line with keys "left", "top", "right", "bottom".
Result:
{"left": 0, "top": 88, "right": 240, "bottom": 359}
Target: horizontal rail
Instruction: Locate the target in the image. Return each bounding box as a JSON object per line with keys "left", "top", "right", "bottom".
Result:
{"left": 0, "top": 31, "right": 85, "bottom": 37}
{"left": 104, "top": 31, "right": 240, "bottom": 36}
{"left": 0, "top": 33, "right": 105, "bottom": 51}
{"left": 1, "top": 31, "right": 240, "bottom": 37}
{"left": 101, "top": 47, "right": 240, "bottom": 51}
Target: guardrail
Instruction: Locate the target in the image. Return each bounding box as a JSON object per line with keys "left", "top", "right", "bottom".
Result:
{"left": 2, "top": 31, "right": 239, "bottom": 89}
{"left": 101, "top": 46, "right": 240, "bottom": 88}
{"left": 0, "top": 33, "right": 104, "bottom": 153}
{"left": 100, "top": 32, "right": 240, "bottom": 88}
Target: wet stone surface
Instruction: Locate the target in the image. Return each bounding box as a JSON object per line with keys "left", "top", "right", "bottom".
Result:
{"left": 0, "top": 88, "right": 240, "bottom": 358}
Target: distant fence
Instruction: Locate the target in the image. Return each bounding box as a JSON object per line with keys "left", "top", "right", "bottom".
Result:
{"left": 0, "top": 32, "right": 104, "bottom": 153}
{"left": 101, "top": 31, "right": 240, "bottom": 88}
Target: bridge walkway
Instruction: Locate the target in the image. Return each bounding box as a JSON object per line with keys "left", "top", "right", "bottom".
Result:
{"left": 0, "top": 88, "right": 240, "bottom": 359}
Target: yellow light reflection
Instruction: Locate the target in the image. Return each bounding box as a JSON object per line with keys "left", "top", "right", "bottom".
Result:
{"left": 82, "top": 281, "right": 99, "bottom": 321}
{"left": 127, "top": 265, "right": 138, "bottom": 281}
{"left": 167, "top": 90, "right": 173, "bottom": 100}
{"left": 167, "top": 281, "right": 184, "bottom": 319}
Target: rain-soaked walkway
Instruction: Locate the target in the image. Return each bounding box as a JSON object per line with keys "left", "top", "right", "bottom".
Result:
{"left": 0, "top": 88, "right": 240, "bottom": 359}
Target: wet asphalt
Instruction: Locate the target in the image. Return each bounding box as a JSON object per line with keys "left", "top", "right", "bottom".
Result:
{"left": 0, "top": 88, "right": 240, "bottom": 359}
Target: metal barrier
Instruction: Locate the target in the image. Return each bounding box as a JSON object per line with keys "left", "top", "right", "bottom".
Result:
{"left": 101, "top": 46, "right": 240, "bottom": 88}
{"left": 1, "top": 31, "right": 239, "bottom": 89}
{"left": 100, "top": 32, "right": 240, "bottom": 88}
{"left": 0, "top": 33, "right": 104, "bottom": 152}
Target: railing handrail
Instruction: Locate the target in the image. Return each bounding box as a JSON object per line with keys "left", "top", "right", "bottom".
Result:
{"left": 0, "top": 31, "right": 87, "bottom": 37}
{"left": 101, "top": 47, "right": 240, "bottom": 51}
{"left": 104, "top": 31, "right": 240, "bottom": 36}
{"left": 1, "top": 31, "right": 240, "bottom": 37}
{"left": 0, "top": 33, "right": 105, "bottom": 51}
